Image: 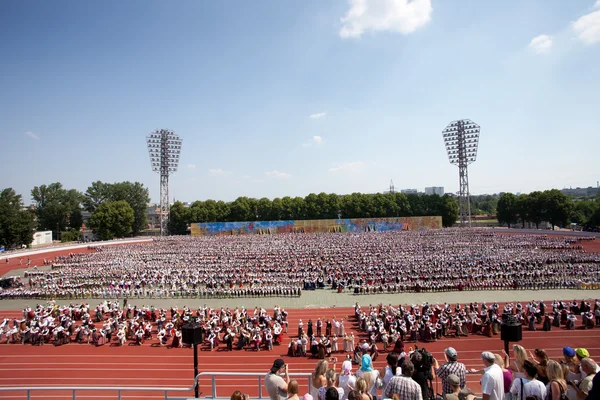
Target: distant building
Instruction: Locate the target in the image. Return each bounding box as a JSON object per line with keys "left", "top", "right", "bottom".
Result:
{"left": 401, "top": 189, "right": 418, "bottom": 194}
{"left": 146, "top": 205, "right": 161, "bottom": 229}
{"left": 561, "top": 186, "right": 600, "bottom": 197}
{"left": 425, "top": 187, "right": 445, "bottom": 196}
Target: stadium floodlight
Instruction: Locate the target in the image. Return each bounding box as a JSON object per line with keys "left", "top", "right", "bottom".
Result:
{"left": 442, "top": 119, "right": 480, "bottom": 227}
{"left": 146, "top": 129, "right": 182, "bottom": 236}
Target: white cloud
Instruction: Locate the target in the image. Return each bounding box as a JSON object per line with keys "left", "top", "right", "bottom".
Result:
{"left": 328, "top": 161, "right": 366, "bottom": 173}
{"left": 573, "top": 10, "right": 600, "bottom": 45}
{"left": 24, "top": 131, "right": 39, "bottom": 140}
{"left": 186, "top": 164, "right": 196, "bottom": 169}
{"left": 595, "top": 0, "right": 600, "bottom": 9}
{"left": 309, "top": 112, "right": 327, "bottom": 119}
{"left": 302, "top": 135, "right": 324, "bottom": 148}
{"left": 339, "top": 0, "right": 432, "bottom": 39}
{"left": 208, "top": 168, "right": 231, "bottom": 176}
{"left": 265, "top": 170, "right": 291, "bottom": 179}
{"left": 528, "top": 34, "right": 553, "bottom": 53}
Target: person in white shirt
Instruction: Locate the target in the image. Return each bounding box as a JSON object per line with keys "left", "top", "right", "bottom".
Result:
{"left": 480, "top": 351, "right": 505, "bottom": 400}
{"left": 510, "top": 360, "right": 546, "bottom": 400}
{"left": 339, "top": 360, "right": 357, "bottom": 400}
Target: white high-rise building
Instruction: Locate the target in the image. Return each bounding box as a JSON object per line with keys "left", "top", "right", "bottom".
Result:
{"left": 425, "top": 186, "right": 445, "bottom": 196}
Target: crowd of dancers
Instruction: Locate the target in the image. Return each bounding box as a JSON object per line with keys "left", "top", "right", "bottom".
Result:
{"left": 1, "top": 230, "right": 598, "bottom": 300}
{"left": 2, "top": 298, "right": 598, "bottom": 352}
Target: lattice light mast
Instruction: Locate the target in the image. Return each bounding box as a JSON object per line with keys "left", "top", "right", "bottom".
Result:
{"left": 442, "top": 119, "right": 480, "bottom": 227}
{"left": 146, "top": 129, "right": 182, "bottom": 236}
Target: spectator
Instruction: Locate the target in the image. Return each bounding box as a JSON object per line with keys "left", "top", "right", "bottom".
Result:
{"left": 411, "top": 351, "right": 431, "bottom": 400}
{"left": 383, "top": 360, "right": 423, "bottom": 400}
{"left": 434, "top": 347, "right": 467, "bottom": 394}
{"left": 318, "top": 369, "right": 344, "bottom": 400}
{"left": 546, "top": 360, "right": 568, "bottom": 400}
{"left": 288, "top": 380, "right": 300, "bottom": 400}
{"left": 505, "top": 345, "right": 529, "bottom": 380}
{"left": 575, "top": 348, "right": 600, "bottom": 377}
{"left": 443, "top": 374, "right": 476, "bottom": 400}
{"left": 570, "top": 358, "right": 597, "bottom": 400}
{"left": 355, "top": 378, "right": 373, "bottom": 400}
{"left": 480, "top": 351, "right": 505, "bottom": 400}
{"left": 585, "top": 371, "right": 599, "bottom": 400}
{"left": 339, "top": 360, "right": 357, "bottom": 400}
{"left": 509, "top": 360, "right": 546, "bottom": 400}
{"left": 495, "top": 354, "right": 514, "bottom": 400}
{"left": 529, "top": 349, "right": 549, "bottom": 385}
{"left": 312, "top": 360, "right": 329, "bottom": 398}
{"left": 231, "top": 391, "right": 248, "bottom": 400}
{"left": 326, "top": 387, "right": 340, "bottom": 400}
{"left": 347, "top": 390, "right": 361, "bottom": 400}
{"left": 265, "top": 359, "right": 290, "bottom": 400}
{"left": 355, "top": 354, "right": 380, "bottom": 400}
{"left": 379, "top": 353, "right": 401, "bottom": 389}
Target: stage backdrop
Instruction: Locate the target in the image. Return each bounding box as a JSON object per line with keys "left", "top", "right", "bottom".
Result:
{"left": 190, "top": 216, "right": 442, "bottom": 236}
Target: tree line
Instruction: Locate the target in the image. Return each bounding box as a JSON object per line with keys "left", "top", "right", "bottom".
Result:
{"left": 168, "top": 192, "right": 459, "bottom": 234}
{"left": 496, "top": 189, "right": 600, "bottom": 229}
{"left": 0, "top": 181, "right": 150, "bottom": 249}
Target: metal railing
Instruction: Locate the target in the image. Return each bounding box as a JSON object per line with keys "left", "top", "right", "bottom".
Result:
{"left": 0, "top": 371, "right": 313, "bottom": 400}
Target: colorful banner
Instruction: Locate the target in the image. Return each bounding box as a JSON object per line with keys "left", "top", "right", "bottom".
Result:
{"left": 191, "top": 216, "right": 442, "bottom": 236}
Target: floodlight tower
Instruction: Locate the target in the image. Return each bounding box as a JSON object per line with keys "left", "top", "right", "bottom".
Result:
{"left": 146, "top": 129, "right": 182, "bottom": 236}
{"left": 442, "top": 119, "right": 480, "bottom": 227}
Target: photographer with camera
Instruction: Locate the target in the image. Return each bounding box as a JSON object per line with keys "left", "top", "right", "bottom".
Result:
{"left": 433, "top": 348, "right": 467, "bottom": 395}
{"left": 265, "top": 359, "right": 290, "bottom": 400}
{"left": 412, "top": 349, "right": 433, "bottom": 400}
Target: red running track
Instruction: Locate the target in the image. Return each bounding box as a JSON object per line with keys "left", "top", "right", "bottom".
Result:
{"left": 0, "top": 248, "right": 94, "bottom": 277}
{"left": 0, "top": 307, "right": 599, "bottom": 400}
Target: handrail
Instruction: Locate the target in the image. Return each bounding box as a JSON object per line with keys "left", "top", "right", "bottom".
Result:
{"left": 0, "top": 371, "right": 314, "bottom": 400}
{"left": 0, "top": 373, "right": 203, "bottom": 400}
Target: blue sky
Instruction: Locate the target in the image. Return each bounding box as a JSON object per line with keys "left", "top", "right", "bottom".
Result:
{"left": 1, "top": 0, "right": 599, "bottom": 204}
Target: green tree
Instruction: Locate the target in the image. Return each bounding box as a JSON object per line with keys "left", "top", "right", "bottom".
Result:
{"left": 569, "top": 200, "right": 596, "bottom": 225}
{"left": 105, "top": 182, "right": 149, "bottom": 235}
{"left": 515, "top": 194, "right": 529, "bottom": 228}
{"left": 497, "top": 193, "right": 519, "bottom": 228}
{"left": 526, "top": 191, "right": 546, "bottom": 229}
{"left": 289, "top": 197, "right": 306, "bottom": 219}
{"left": 544, "top": 189, "right": 573, "bottom": 229}
{"left": 270, "top": 198, "right": 283, "bottom": 220}
{"left": 372, "top": 193, "right": 400, "bottom": 217}
{"left": 326, "top": 193, "right": 341, "bottom": 219}
{"left": 587, "top": 199, "right": 600, "bottom": 228}
{"left": 394, "top": 193, "right": 412, "bottom": 216}
{"left": 82, "top": 181, "right": 110, "bottom": 212}
{"left": 230, "top": 196, "right": 256, "bottom": 221}
{"left": 189, "top": 201, "right": 207, "bottom": 223}
{"left": 340, "top": 193, "right": 365, "bottom": 218}
{"left": 304, "top": 193, "right": 320, "bottom": 219}
{"left": 60, "top": 229, "right": 82, "bottom": 243}
{"left": 256, "top": 197, "right": 273, "bottom": 221}
{"left": 440, "top": 195, "right": 459, "bottom": 227}
{"left": 31, "top": 183, "right": 85, "bottom": 239}
{"left": 84, "top": 181, "right": 150, "bottom": 235}
{"left": 0, "top": 188, "right": 36, "bottom": 249}
{"left": 406, "top": 194, "right": 426, "bottom": 216}
{"left": 89, "top": 200, "right": 134, "bottom": 240}
{"left": 280, "top": 196, "right": 294, "bottom": 220}
{"left": 215, "top": 200, "right": 230, "bottom": 222}
{"left": 168, "top": 201, "right": 189, "bottom": 235}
